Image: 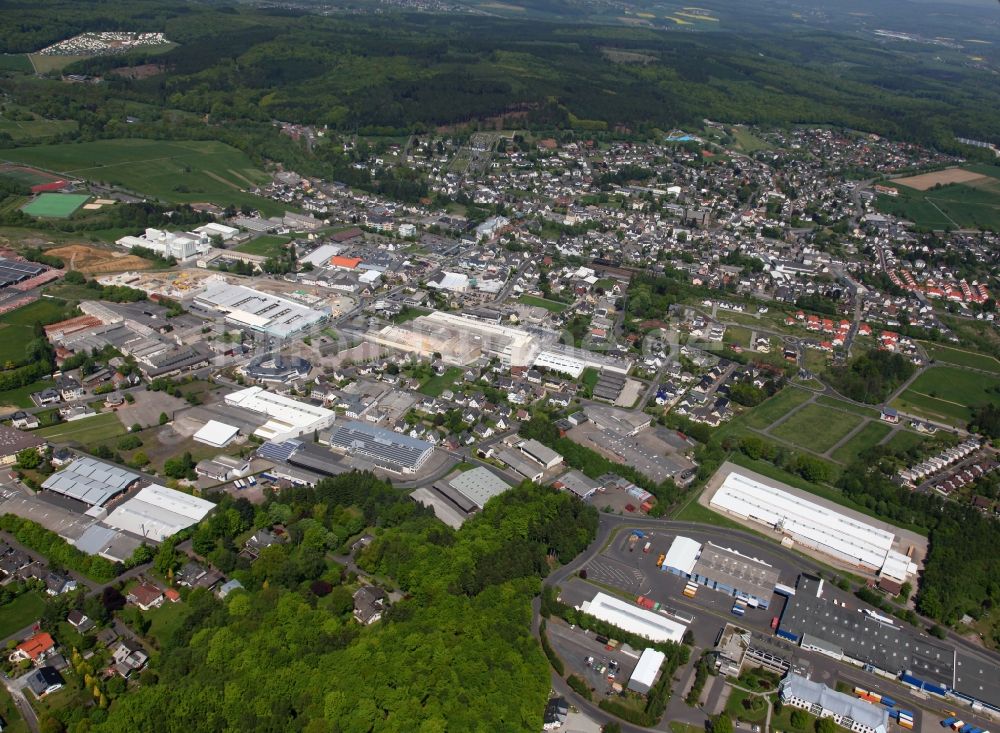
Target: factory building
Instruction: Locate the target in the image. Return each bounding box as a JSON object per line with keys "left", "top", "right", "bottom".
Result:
{"left": 224, "top": 386, "right": 335, "bottom": 442}
{"left": 326, "top": 420, "right": 434, "bottom": 474}
{"left": 41, "top": 458, "right": 140, "bottom": 508}
{"left": 193, "top": 281, "right": 329, "bottom": 339}
{"left": 102, "top": 484, "right": 216, "bottom": 543}
{"left": 710, "top": 471, "right": 917, "bottom": 582}
{"left": 117, "top": 228, "right": 213, "bottom": 261}
{"left": 661, "top": 536, "right": 780, "bottom": 609}
{"left": 579, "top": 592, "right": 687, "bottom": 644}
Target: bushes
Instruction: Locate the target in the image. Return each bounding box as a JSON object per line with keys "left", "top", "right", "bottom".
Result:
{"left": 0, "top": 514, "right": 119, "bottom": 582}
{"left": 686, "top": 654, "right": 712, "bottom": 705}
{"left": 567, "top": 674, "right": 592, "bottom": 701}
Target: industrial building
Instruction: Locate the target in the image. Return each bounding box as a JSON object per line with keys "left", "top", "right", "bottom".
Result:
{"left": 552, "top": 469, "right": 600, "bottom": 500}
{"left": 661, "top": 536, "right": 780, "bottom": 609}
{"left": 628, "top": 649, "right": 666, "bottom": 695}
{"left": 579, "top": 592, "right": 687, "bottom": 643}
{"left": 445, "top": 467, "right": 512, "bottom": 509}
{"left": 224, "top": 386, "right": 335, "bottom": 442}
{"left": 583, "top": 404, "right": 652, "bottom": 437}
{"left": 777, "top": 575, "right": 1000, "bottom": 712}
{"left": 193, "top": 281, "right": 329, "bottom": 339}
{"left": 532, "top": 345, "right": 633, "bottom": 379}
{"left": 193, "top": 420, "right": 240, "bottom": 448}
{"left": 103, "top": 484, "right": 216, "bottom": 542}
{"left": 518, "top": 438, "right": 563, "bottom": 469}
{"left": 117, "top": 228, "right": 214, "bottom": 261}
{"left": 779, "top": 673, "right": 888, "bottom": 733}
{"left": 41, "top": 458, "right": 140, "bottom": 508}
{"left": 243, "top": 353, "right": 311, "bottom": 383}
{"left": 710, "top": 471, "right": 917, "bottom": 581}
{"left": 0, "top": 258, "right": 44, "bottom": 288}
{"left": 326, "top": 420, "right": 434, "bottom": 474}
{"left": 496, "top": 448, "right": 545, "bottom": 482}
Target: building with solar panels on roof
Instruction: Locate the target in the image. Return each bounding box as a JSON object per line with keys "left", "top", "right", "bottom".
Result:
{"left": 326, "top": 420, "right": 434, "bottom": 474}
{"left": 0, "top": 258, "right": 44, "bottom": 288}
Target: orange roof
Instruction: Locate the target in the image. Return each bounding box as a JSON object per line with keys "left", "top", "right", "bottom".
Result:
{"left": 164, "top": 588, "right": 181, "bottom": 602}
{"left": 17, "top": 632, "right": 54, "bottom": 660}
{"left": 329, "top": 256, "right": 361, "bottom": 269}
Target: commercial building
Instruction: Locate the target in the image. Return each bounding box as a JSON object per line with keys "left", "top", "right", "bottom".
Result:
{"left": 518, "top": 438, "right": 563, "bottom": 469}
{"left": 41, "top": 458, "right": 140, "bottom": 507}
{"left": 326, "top": 420, "right": 434, "bottom": 474}
{"left": 660, "top": 536, "right": 779, "bottom": 609}
{"left": 193, "top": 420, "right": 240, "bottom": 448}
{"left": 225, "top": 386, "right": 335, "bottom": 442}
{"left": 496, "top": 448, "right": 544, "bottom": 482}
{"left": 628, "top": 648, "right": 666, "bottom": 695}
{"left": 779, "top": 673, "right": 888, "bottom": 733}
{"left": 552, "top": 469, "right": 600, "bottom": 500}
{"left": 532, "top": 345, "right": 632, "bottom": 379}
{"left": 103, "top": 484, "right": 216, "bottom": 542}
{"left": 583, "top": 404, "right": 651, "bottom": 437}
{"left": 579, "top": 592, "right": 687, "bottom": 643}
{"left": 710, "top": 471, "right": 917, "bottom": 581}
{"left": 193, "top": 281, "right": 329, "bottom": 339}
{"left": 117, "top": 228, "right": 213, "bottom": 261}
{"left": 243, "top": 353, "right": 311, "bottom": 383}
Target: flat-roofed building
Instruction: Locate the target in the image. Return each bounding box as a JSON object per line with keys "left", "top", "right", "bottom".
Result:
{"left": 194, "top": 281, "right": 328, "bottom": 339}
{"left": 662, "top": 535, "right": 702, "bottom": 576}
{"left": 579, "top": 592, "right": 686, "bottom": 643}
{"left": 583, "top": 404, "right": 651, "bottom": 437}
{"left": 193, "top": 420, "right": 239, "bottom": 448}
{"left": 447, "top": 467, "right": 512, "bottom": 509}
{"left": 691, "top": 542, "right": 780, "bottom": 609}
{"left": 327, "top": 420, "right": 433, "bottom": 474}
{"left": 41, "top": 457, "right": 139, "bottom": 507}
{"left": 628, "top": 649, "right": 666, "bottom": 695}
{"left": 225, "top": 386, "right": 335, "bottom": 442}
{"left": 103, "top": 484, "right": 216, "bottom": 543}
{"left": 552, "top": 469, "right": 599, "bottom": 500}
{"left": 518, "top": 438, "right": 563, "bottom": 470}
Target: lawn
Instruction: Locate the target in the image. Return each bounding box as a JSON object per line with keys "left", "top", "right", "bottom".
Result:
{"left": 579, "top": 367, "right": 600, "bottom": 397}
{"left": 4, "top": 139, "right": 280, "bottom": 215}
{"left": 770, "top": 402, "right": 863, "bottom": 454}
{"left": 0, "top": 115, "right": 77, "bottom": 142}
{"left": 815, "top": 395, "right": 882, "bottom": 419}
{"left": 518, "top": 294, "right": 569, "bottom": 313}
{"left": 830, "top": 421, "right": 892, "bottom": 464}
{"left": 672, "top": 493, "right": 746, "bottom": 530}
{"left": 724, "top": 687, "right": 769, "bottom": 724}
{"left": 0, "top": 299, "right": 73, "bottom": 364}
{"left": 145, "top": 599, "right": 191, "bottom": 648}
{"left": 885, "top": 429, "right": 930, "bottom": 453}
{"left": 0, "top": 688, "right": 30, "bottom": 733}
{"left": 0, "top": 379, "right": 55, "bottom": 410}
{"left": 730, "top": 127, "right": 771, "bottom": 152}
{"left": 922, "top": 341, "right": 1000, "bottom": 374}
{"left": 419, "top": 366, "right": 464, "bottom": 397}
{"left": 893, "top": 366, "right": 1000, "bottom": 424}
{"left": 35, "top": 412, "right": 126, "bottom": 445}
{"left": 234, "top": 234, "right": 292, "bottom": 258}
{"left": 741, "top": 387, "right": 812, "bottom": 430}
{"left": 0, "top": 591, "right": 46, "bottom": 638}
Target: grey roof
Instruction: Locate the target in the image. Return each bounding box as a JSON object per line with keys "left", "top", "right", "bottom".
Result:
{"left": 74, "top": 524, "right": 122, "bottom": 555}
{"left": 41, "top": 457, "right": 139, "bottom": 507}
{"left": 448, "top": 467, "right": 512, "bottom": 509}
{"left": 780, "top": 673, "right": 887, "bottom": 731}
{"left": 0, "top": 424, "right": 45, "bottom": 455}
{"left": 691, "top": 543, "right": 780, "bottom": 601}
{"left": 327, "top": 420, "right": 433, "bottom": 472}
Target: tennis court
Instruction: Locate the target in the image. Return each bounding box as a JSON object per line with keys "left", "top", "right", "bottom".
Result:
{"left": 21, "top": 193, "right": 90, "bottom": 218}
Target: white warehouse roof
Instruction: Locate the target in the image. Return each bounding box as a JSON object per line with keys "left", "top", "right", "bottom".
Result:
{"left": 580, "top": 592, "right": 686, "bottom": 643}
{"left": 225, "top": 386, "right": 335, "bottom": 442}
{"left": 103, "top": 484, "right": 216, "bottom": 542}
{"left": 663, "top": 535, "right": 701, "bottom": 575}
{"left": 711, "top": 472, "right": 897, "bottom": 572}
{"left": 628, "top": 648, "right": 666, "bottom": 694}
{"left": 193, "top": 420, "right": 239, "bottom": 448}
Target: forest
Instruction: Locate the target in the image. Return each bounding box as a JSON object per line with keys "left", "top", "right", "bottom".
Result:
{"left": 90, "top": 473, "right": 598, "bottom": 732}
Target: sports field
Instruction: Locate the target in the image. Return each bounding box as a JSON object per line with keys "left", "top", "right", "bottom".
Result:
{"left": 4, "top": 139, "right": 280, "bottom": 215}
{"left": 21, "top": 193, "right": 90, "bottom": 218}
{"left": 35, "top": 411, "right": 126, "bottom": 445}
{"left": 893, "top": 366, "right": 1000, "bottom": 424}
{"left": 770, "top": 402, "right": 864, "bottom": 453}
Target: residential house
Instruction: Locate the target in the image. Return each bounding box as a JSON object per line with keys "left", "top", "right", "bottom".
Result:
{"left": 66, "top": 610, "right": 95, "bottom": 633}
{"left": 10, "top": 632, "right": 55, "bottom": 664}
{"left": 127, "top": 582, "right": 165, "bottom": 611}
{"left": 353, "top": 586, "right": 387, "bottom": 625}
{"left": 26, "top": 666, "right": 64, "bottom": 698}
{"left": 112, "top": 639, "right": 149, "bottom": 678}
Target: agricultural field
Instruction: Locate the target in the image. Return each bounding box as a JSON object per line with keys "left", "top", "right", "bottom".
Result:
{"left": 0, "top": 54, "right": 32, "bottom": 72}
{"left": 876, "top": 165, "right": 1000, "bottom": 231}
{"left": 922, "top": 341, "right": 1000, "bottom": 373}
{"left": 234, "top": 235, "right": 292, "bottom": 258}
{"left": 3, "top": 139, "right": 281, "bottom": 215}
{"left": 830, "top": 421, "right": 892, "bottom": 464}
{"left": 893, "top": 366, "right": 1000, "bottom": 424}
{"left": 770, "top": 402, "right": 864, "bottom": 454}
{"left": 518, "top": 294, "right": 568, "bottom": 313}
{"left": 740, "top": 386, "right": 812, "bottom": 430}
{"left": 35, "top": 411, "right": 126, "bottom": 446}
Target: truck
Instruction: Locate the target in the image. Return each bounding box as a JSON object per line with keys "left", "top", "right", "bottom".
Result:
{"left": 636, "top": 595, "right": 660, "bottom": 611}
{"left": 732, "top": 600, "right": 747, "bottom": 617}
{"left": 683, "top": 582, "right": 698, "bottom": 598}
{"left": 770, "top": 616, "right": 780, "bottom": 631}
{"left": 657, "top": 553, "right": 666, "bottom": 568}
{"left": 950, "top": 721, "right": 965, "bottom": 731}
{"left": 941, "top": 719, "right": 957, "bottom": 728}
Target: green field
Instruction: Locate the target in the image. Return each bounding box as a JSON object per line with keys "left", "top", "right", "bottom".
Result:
{"left": 884, "top": 429, "right": 930, "bottom": 453}
{"left": 830, "top": 421, "right": 892, "bottom": 464}
{"left": 21, "top": 192, "right": 90, "bottom": 218}
{"left": 0, "top": 592, "right": 46, "bottom": 638}
{"left": 922, "top": 341, "right": 1000, "bottom": 373}
{"left": 730, "top": 127, "right": 770, "bottom": 152}
{"left": 0, "top": 379, "right": 55, "bottom": 411}
{"left": 0, "top": 299, "right": 72, "bottom": 364}
{"left": 815, "top": 395, "right": 882, "bottom": 419}
{"left": 35, "top": 411, "right": 126, "bottom": 445}
{"left": 234, "top": 234, "right": 292, "bottom": 258}
{"left": 518, "top": 294, "right": 569, "bottom": 313}
{"left": 741, "top": 387, "right": 812, "bottom": 430}
{"left": 770, "top": 402, "right": 864, "bottom": 453}
{"left": 0, "top": 54, "right": 32, "bottom": 72}
{"left": 4, "top": 139, "right": 280, "bottom": 215}
{"left": 0, "top": 106, "right": 77, "bottom": 141}
{"left": 893, "top": 366, "right": 1000, "bottom": 424}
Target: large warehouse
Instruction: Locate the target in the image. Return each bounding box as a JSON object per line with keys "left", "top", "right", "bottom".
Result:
{"left": 41, "top": 458, "right": 140, "bottom": 508}
{"left": 326, "top": 420, "right": 434, "bottom": 474}
{"left": 661, "top": 536, "right": 780, "bottom": 609}
{"left": 103, "top": 484, "right": 216, "bottom": 542}
{"left": 710, "top": 471, "right": 917, "bottom": 580}
{"left": 579, "top": 592, "right": 687, "bottom": 643}
{"left": 193, "top": 281, "right": 328, "bottom": 339}
{"left": 225, "top": 386, "right": 335, "bottom": 442}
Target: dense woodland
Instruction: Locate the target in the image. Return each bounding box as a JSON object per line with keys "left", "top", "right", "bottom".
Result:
{"left": 90, "top": 474, "right": 598, "bottom": 732}
{"left": 826, "top": 350, "right": 915, "bottom": 404}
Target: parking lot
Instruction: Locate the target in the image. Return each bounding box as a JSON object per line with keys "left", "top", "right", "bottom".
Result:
{"left": 546, "top": 616, "right": 641, "bottom": 695}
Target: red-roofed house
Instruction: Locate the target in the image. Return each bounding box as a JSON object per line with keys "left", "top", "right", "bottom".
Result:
{"left": 127, "top": 583, "right": 165, "bottom": 611}
{"left": 9, "top": 632, "right": 55, "bottom": 663}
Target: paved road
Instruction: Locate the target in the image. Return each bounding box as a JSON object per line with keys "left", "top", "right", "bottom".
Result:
{"left": 2, "top": 670, "right": 40, "bottom": 733}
